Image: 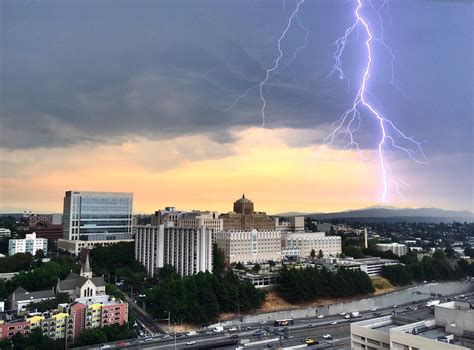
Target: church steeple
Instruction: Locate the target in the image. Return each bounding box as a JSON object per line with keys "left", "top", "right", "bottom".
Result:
{"left": 81, "top": 253, "right": 93, "bottom": 279}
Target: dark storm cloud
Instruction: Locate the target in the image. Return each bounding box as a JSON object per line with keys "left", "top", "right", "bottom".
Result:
{"left": 0, "top": 0, "right": 472, "bottom": 158}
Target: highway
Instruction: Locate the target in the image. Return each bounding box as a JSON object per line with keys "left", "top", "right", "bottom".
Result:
{"left": 77, "top": 290, "right": 473, "bottom": 349}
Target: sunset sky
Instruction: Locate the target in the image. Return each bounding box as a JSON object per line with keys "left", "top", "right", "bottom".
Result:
{"left": 0, "top": 0, "right": 472, "bottom": 214}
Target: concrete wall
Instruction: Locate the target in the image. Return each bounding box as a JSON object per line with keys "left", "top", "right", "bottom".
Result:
{"left": 212, "top": 281, "right": 474, "bottom": 327}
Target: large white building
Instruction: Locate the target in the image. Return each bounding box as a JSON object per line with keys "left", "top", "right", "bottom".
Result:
{"left": 215, "top": 229, "right": 281, "bottom": 264}
{"left": 281, "top": 231, "right": 341, "bottom": 258}
{"left": 376, "top": 243, "right": 408, "bottom": 257}
{"left": 59, "top": 191, "right": 133, "bottom": 254}
{"left": 8, "top": 233, "right": 48, "bottom": 256}
{"left": 351, "top": 301, "right": 474, "bottom": 350}
{"left": 134, "top": 224, "right": 212, "bottom": 277}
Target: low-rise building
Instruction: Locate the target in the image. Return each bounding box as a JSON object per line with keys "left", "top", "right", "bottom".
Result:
{"left": 351, "top": 301, "right": 474, "bottom": 350}
{"left": 281, "top": 231, "right": 341, "bottom": 258}
{"left": 376, "top": 243, "right": 408, "bottom": 256}
{"left": 8, "top": 233, "right": 48, "bottom": 256}
{"left": 322, "top": 257, "right": 401, "bottom": 277}
{"left": 8, "top": 287, "right": 55, "bottom": 311}
{"left": 0, "top": 229, "right": 11, "bottom": 238}
{"left": 274, "top": 216, "right": 305, "bottom": 231}
{"left": 215, "top": 229, "right": 281, "bottom": 264}
{"left": 58, "top": 237, "right": 133, "bottom": 255}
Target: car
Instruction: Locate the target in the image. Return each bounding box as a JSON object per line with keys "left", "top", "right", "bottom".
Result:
{"left": 230, "top": 334, "right": 239, "bottom": 339}
{"left": 186, "top": 331, "right": 197, "bottom": 336}
{"left": 100, "top": 346, "right": 112, "bottom": 349}
{"left": 265, "top": 344, "right": 272, "bottom": 348}
{"left": 162, "top": 334, "right": 171, "bottom": 339}
{"left": 330, "top": 321, "right": 338, "bottom": 325}
{"left": 115, "top": 342, "right": 126, "bottom": 348}
{"left": 322, "top": 334, "right": 333, "bottom": 340}
{"left": 317, "top": 315, "right": 324, "bottom": 319}
{"left": 339, "top": 312, "right": 346, "bottom": 316}
{"left": 370, "top": 307, "right": 377, "bottom": 312}
{"left": 302, "top": 338, "right": 311, "bottom": 343}
{"left": 228, "top": 327, "right": 237, "bottom": 332}
{"left": 393, "top": 305, "right": 398, "bottom": 308}
{"left": 307, "top": 323, "right": 314, "bottom": 328}
{"left": 186, "top": 341, "right": 196, "bottom": 345}
{"left": 245, "top": 326, "right": 253, "bottom": 331}
{"left": 344, "top": 314, "right": 350, "bottom": 319}
{"left": 305, "top": 338, "right": 315, "bottom": 345}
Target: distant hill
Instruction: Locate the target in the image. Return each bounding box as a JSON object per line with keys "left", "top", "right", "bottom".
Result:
{"left": 275, "top": 207, "right": 474, "bottom": 223}
{"left": 306, "top": 207, "right": 474, "bottom": 223}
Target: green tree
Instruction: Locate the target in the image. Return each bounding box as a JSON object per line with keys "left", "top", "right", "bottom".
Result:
{"left": 310, "top": 249, "right": 316, "bottom": 259}
{"left": 252, "top": 264, "right": 261, "bottom": 273}
{"left": 343, "top": 246, "right": 363, "bottom": 259}
{"left": 75, "top": 328, "right": 107, "bottom": 347}
{"left": 318, "top": 250, "right": 324, "bottom": 258}
{"left": 212, "top": 244, "right": 225, "bottom": 275}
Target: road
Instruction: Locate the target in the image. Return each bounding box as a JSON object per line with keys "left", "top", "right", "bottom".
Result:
{"left": 77, "top": 290, "right": 473, "bottom": 349}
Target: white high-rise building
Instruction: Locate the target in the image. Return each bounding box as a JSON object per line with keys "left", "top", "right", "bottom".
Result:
{"left": 215, "top": 229, "right": 281, "bottom": 264}
{"left": 8, "top": 233, "right": 48, "bottom": 256}
{"left": 134, "top": 224, "right": 212, "bottom": 277}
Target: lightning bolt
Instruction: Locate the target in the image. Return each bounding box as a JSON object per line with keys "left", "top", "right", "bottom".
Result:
{"left": 322, "top": 0, "right": 428, "bottom": 203}
{"left": 224, "top": 0, "right": 305, "bottom": 127}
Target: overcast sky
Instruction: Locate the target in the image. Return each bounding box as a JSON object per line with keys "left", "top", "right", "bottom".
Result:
{"left": 0, "top": 0, "right": 472, "bottom": 213}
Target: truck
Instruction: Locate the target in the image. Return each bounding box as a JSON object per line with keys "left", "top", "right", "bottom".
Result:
{"left": 426, "top": 300, "right": 440, "bottom": 307}
{"left": 213, "top": 326, "right": 224, "bottom": 333}
{"left": 350, "top": 311, "right": 361, "bottom": 318}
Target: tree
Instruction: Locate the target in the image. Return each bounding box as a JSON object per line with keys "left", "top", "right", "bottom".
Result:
{"left": 252, "top": 264, "right": 261, "bottom": 273}
{"left": 318, "top": 250, "right": 324, "bottom": 259}
{"left": 157, "top": 264, "right": 179, "bottom": 282}
{"left": 34, "top": 249, "right": 45, "bottom": 260}
{"left": 212, "top": 244, "right": 225, "bottom": 275}
{"left": 75, "top": 328, "right": 107, "bottom": 347}
{"left": 310, "top": 249, "right": 316, "bottom": 259}
{"left": 343, "top": 246, "right": 363, "bottom": 259}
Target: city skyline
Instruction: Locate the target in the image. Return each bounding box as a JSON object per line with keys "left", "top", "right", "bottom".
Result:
{"left": 1, "top": 0, "right": 472, "bottom": 213}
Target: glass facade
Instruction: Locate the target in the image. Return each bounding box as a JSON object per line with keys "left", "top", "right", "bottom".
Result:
{"left": 63, "top": 191, "right": 133, "bottom": 241}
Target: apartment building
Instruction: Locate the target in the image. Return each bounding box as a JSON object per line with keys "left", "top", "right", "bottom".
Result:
{"left": 8, "top": 233, "right": 48, "bottom": 256}
{"left": 215, "top": 229, "right": 281, "bottom": 264}
{"left": 376, "top": 243, "right": 408, "bottom": 257}
{"left": 281, "top": 231, "right": 342, "bottom": 258}
{"left": 134, "top": 224, "right": 213, "bottom": 277}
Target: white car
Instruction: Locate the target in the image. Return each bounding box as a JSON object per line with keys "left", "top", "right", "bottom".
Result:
{"left": 317, "top": 315, "right": 324, "bottom": 319}
{"left": 344, "top": 314, "right": 350, "bottom": 319}
{"left": 339, "top": 312, "right": 346, "bottom": 316}
{"left": 330, "top": 321, "right": 337, "bottom": 325}
{"left": 322, "top": 334, "right": 332, "bottom": 340}
{"left": 186, "top": 341, "right": 196, "bottom": 345}
{"left": 186, "top": 331, "right": 197, "bottom": 336}
{"left": 370, "top": 307, "right": 377, "bottom": 312}
{"left": 228, "top": 327, "right": 237, "bottom": 332}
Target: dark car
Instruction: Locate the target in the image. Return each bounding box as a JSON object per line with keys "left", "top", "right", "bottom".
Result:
{"left": 230, "top": 334, "right": 239, "bottom": 339}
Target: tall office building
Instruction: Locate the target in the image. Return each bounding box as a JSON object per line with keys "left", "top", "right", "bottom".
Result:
{"left": 59, "top": 191, "right": 133, "bottom": 254}
{"left": 134, "top": 224, "right": 212, "bottom": 277}
{"left": 220, "top": 194, "right": 275, "bottom": 231}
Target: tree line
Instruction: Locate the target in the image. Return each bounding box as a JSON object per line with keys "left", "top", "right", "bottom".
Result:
{"left": 0, "top": 255, "right": 79, "bottom": 299}
{"left": 382, "top": 249, "right": 469, "bottom": 286}
{"left": 146, "top": 267, "right": 265, "bottom": 325}
{"left": 277, "top": 266, "right": 375, "bottom": 303}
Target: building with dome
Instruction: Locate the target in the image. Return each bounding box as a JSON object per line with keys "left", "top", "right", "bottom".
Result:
{"left": 219, "top": 194, "right": 276, "bottom": 231}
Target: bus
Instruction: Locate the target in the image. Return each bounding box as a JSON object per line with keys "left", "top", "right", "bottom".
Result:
{"left": 274, "top": 319, "right": 294, "bottom": 327}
